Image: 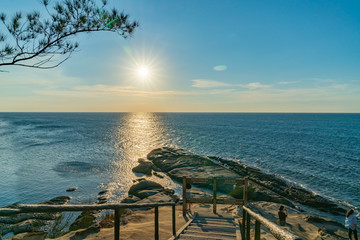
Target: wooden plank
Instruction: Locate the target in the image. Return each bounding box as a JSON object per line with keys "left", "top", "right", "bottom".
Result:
{"left": 114, "top": 208, "right": 120, "bottom": 240}
{"left": 187, "top": 198, "right": 244, "bottom": 205}
{"left": 255, "top": 220, "right": 261, "bottom": 240}
{"left": 214, "top": 199, "right": 244, "bottom": 205}
{"left": 183, "top": 176, "right": 187, "bottom": 216}
{"left": 233, "top": 216, "right": 241, "bottom": 240}
{"left": 243, "top": 177, "right": 248, "bottom": 207}
{"left": 0, "top": 202, "right": 176, "bottom": 215}
{"left": 172, "top": 205, "right": 176, "bottom": 236}
{"left": 243, "top": 206, "right": 303, "bottom": 240}
{"left": 241, "top": 209, "right": 246, "bottom": 240}
{"left": 168, "top": 212, "right": 198, "bottom": 240}
{"left": 213, "top": 177, "right": 217, "bottom": 214}
{"left": 187, "top": 178, "right": 212, "bottom": 184}
{"left": 155, "top": 206, "right": 159, "bottom": 240}
{"left": 246, "top": 211, "right": 250, "bottom": 240}
{"left": 188, "top": 178, "right": 245, "bottom": 185}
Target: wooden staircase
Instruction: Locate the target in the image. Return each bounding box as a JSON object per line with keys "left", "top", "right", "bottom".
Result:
{"left": 175, "top": 211, "right": 241, "bottom": 240}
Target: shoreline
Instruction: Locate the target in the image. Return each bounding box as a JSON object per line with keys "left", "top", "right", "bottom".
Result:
{"left": 1, "top": 146, "right": 352, "bottom": 239}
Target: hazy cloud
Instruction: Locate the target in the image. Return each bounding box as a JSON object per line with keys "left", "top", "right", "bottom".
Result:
{"left": 238, "top": 82, "right": 273, "bottom": 89}
{"left": 277, "top": 81, "right": 299, "bottom": 85}
{"left": 192, "top": 79, "right": 231, "bottom": 88}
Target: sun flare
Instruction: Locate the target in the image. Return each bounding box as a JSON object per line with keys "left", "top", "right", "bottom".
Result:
{"left": 137, "top": 66, "right": 150, "bottom": 78}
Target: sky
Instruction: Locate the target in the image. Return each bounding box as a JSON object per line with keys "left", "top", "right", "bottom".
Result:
{"left": 0, "top": 0, "right": 359, "bottom": 112}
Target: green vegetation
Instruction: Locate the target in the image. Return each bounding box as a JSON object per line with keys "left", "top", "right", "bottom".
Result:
{"left": 229, "top": 184, "right": 256, "bottom": 200}
{"left": 0, "top": 0, "right": 138, "bottom": 71}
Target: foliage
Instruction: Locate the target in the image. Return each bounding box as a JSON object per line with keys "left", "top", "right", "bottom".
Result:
{"left": 229, "top": 184, "right": 256, "bottom": 200}
{"left": 0, "top": 0, "right": 138, "bottom": 71}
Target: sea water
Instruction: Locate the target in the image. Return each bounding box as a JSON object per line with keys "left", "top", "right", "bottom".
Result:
{"left": 0, "top": 113, "right": 359, "bottom": 213}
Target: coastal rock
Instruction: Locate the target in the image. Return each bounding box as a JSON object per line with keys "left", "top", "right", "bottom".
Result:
{"left": 0, "top": 196, "right": 70, "bottom": 236}
{"left": 132, "top": 158, "right": 160, "bottom": 175}
{"left": 153, "top": 171, "right": 165, "bottom": 178}
{"left": 121, "top": 196, "right": 141, "bottom": 203}
{"left": 69, "top": 210, "right": 98, "bottom": 231}
{"left": 40, "top": 196, "right": 71, "bottom": 205}
{"left": 6, "top": 232, "right": 47, "bottom": 240}
{"left": 133, "top": 178, "right": 146, "bottom": 183}
{"left": 133, "top": 190, "right": 161, "bottom": 199}
{"left": 128, "top": 181, "right": 163, "bottom": 196}
{"left": 98, "top": 190, "right": 108, "bottom": 195}
{"left": 148, "top": 147, "right": 346, "bottom": 215}
{"left": 315, "top": 226, "right": 347, "bottom": 240}
{"left": 148, "top": 147, "right": 238, "bottom": 193}
{"left": 66, "top": 187, "right": 79, "bottom": 192}
{"left": 208, "top": 155, "right": 347, "bottom": 215}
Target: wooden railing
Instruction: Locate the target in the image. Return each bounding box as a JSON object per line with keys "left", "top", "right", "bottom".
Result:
{"left": 182, "top": 176, "right": 248, "bottom": 215}
{"left": 242, "top": 206, "right": 303, "bottom": 240}
{"left": 0, "top": 202, "right": 177, "bottom": 240}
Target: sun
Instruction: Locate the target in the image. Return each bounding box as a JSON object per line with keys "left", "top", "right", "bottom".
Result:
{"left": 137, "top": 66, "right": 150, "bottom": 78}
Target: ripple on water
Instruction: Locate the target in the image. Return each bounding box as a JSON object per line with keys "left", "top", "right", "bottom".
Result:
{"left": 53, "top": 161, "right": 104, "bottom": 176}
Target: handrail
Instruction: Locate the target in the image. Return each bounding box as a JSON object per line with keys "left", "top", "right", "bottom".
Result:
{"left": 242, "top": 206, "right": 303, "bottom": 240}
{"left": 182, "top": 176, "right": 248, "bottom": 216}
{"left": 0, "top": 202, "right": 176, "bottom": 215}
{"left": 0, "top": 202, "right": 178, "bottom": 240}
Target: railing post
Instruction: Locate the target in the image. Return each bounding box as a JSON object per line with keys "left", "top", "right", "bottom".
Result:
{"left": 241, "top": 208, "right": 246, "bottom": 240}
{"left": 155, "top": 206, "right": 159, "bottom": 240}
{"left": 246, "top": 211, "right": 251, "bottom": 240}
{"left": 255, "top": 220, "right": 261, "bottom": 240}
{"left": 243, "top": 177, "right": 248, "bottom": 207}
{"left": 182, "top": 176, "right": 187, "bottom": 216}
{"left": 172, "top": 205, "right": 176, "bottom": 236}
{"left": 213, "top": 177, "right": 217, "bottom": 214}
{"left": 114, "top": 208, "right": 120, "bottom": 240}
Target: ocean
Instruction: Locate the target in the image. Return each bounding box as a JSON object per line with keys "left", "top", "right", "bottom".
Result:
{"left": 0, "top": 113, "right": 359, "bottom": 214}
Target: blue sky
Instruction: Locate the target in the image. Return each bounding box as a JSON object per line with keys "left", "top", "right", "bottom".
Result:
{"left": 0, "top": 0, "right": 359, "bottom": 112}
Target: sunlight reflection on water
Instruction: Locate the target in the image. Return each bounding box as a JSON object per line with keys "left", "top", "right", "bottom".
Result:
{"left": 103, "top": 112, "right": 181, "bottom": 202}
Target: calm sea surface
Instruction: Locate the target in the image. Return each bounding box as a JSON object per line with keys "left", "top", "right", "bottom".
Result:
{"left": 0, "top": 113, "right": 359, "bottom": 212}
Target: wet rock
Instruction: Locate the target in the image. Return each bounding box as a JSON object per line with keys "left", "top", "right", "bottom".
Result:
{"left": 128, "top": 181, "right": 163, "bottom": 196}
{"left": 121, "top": 196, "right": 141, "bottom": 203}
{"left": 40, "top": 196, "right": 71, "bottom": 205}
{"left": 132, "top": 158, "right": 160, "bottom": 175}
{"left": 314, "top": 226, "right": 347, "bottom": 240}
{"left": 305, "top": 215, "right": 344, "bottom": 228}
{"left": 0, "top": 196, "right": 70, "bottom": 236}
{"left": 133, "top": 190, "right": 161, "bottom": 199}
{"left": 153, "top": 171, "right": 165, "bottom": 178}
{"left": 66, "top": 187, "right": 79, "bottom": 192}
{"left": 96, "top": 195, "right": 108, "bottom": 204}
{"left": 148, "top": 147, "right": 346, "bottom": 215}
{"left": 69, "top": 210, "right": 97, "bottom": 231}
{"left": 6, "top": 232, "right": 47, "bottom": 240}
{"left": 98, "top": 190, "right": 108, "bottom": 195}
{"left": 132, "top": 178, "right": 146, "bottom": 183}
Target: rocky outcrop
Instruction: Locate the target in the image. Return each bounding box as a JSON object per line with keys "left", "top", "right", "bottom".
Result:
{"left": 69, "top": 211, "right": 98, "bottom": 232}
{"left": 147, "top": 147, "right": 346, "bottom": 215}
{"left": 0, "top": 196, "right": 71, "bottom": 237}
{"left": 132, "top": 158, "right": 160, "bottom": 175}
{"left": 122, "top": 179, "right": 179, "bottom": 206}
{"left": 66, "top": 187, "right": 79, "bottom": 192}
{"left": 5, "top": 232, "right": 47, "bottom": 240}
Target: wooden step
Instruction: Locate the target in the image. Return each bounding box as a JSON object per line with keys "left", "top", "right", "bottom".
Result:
{"left": 195, "top": 217, "right": 234, "bottom": 220}
{"left": 190, "top": 222, "right": 235, "bottom": 228}
{"left": 192, "top": 219, "right": 235, "bottom": 224}
{"left": 187, "top": 226, "right": 236, "bottom": 233}
{"left": 179, "top": 233, "right": 236, "bottom": 240}
{"left": 184, "top": 229, "right": 236, "bottom": 238}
